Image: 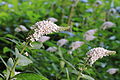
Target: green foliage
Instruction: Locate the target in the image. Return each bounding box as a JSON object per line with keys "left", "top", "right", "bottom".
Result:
{"left": 14, "top": 73, "right": 48, "bottom": 80}
{"left": 15, "top": 48, "right": 32, "bottom": 66}
{"left": 0, "top": 0, "right": 120, "bottom": 80}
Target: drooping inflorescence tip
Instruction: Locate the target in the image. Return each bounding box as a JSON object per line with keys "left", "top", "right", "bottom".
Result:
{"left": 86, "top": 47, "right": 116, "bottom": 66}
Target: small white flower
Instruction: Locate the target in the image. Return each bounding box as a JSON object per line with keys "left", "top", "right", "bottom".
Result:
{"left": 107, "top": 68, "right": 119, "bottom": 74}
{"left": 101, "top": 21, "right": 115, "bottom": 30}
{"left": 68, "top": 50, "right": 73, "bottom": 54}
{"left": 84, "top": 29, "right": 97, "bottom": 41}
{"left": 38, "top": 36, "right": 50, "bottom": 43}
{"left": 15, "top": 25, "right": 28, "bottom": 32}
{"left": 86, "top": 47, "right": 116, "bottom": 66}
{"left": 15, "top": 71, "right": 21, "bottom": 75}
{"left": 46, "top": 47, "right": 57, "bottom": 52}
{"left": 70, "top": 41, "right": 84, "bottom": 50}
{"left": 57, "top": 39, "right": 68, "bottom": 47}
{"left": 47, "top": 17, "right": 58, "bottom": 22}
{"left": 24, "top": 52, "right": 29, "bottom": 56}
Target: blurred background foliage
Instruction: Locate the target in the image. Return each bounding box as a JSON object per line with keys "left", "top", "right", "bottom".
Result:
{"left": 0, "top": 0, "right": 120, "bottom": 80}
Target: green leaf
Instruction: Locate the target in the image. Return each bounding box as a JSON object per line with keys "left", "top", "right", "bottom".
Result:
{"left": 5, "top": 34, "right": 17, "bottom": 39}
{"left": 7, "top": 38, "right": 19, "bottom": 45}
{"left": 14, "top": 73, "right": 48, "bottom": 80}
{"left": 81, "top": 74, "right": 95, "bottom": 80}
{"left": 3, "top": 47, "right": 11, "bottom": 53}
{"left": 7, "top": 58, "right": 14, "bottom": 69}
{"left": 15, "top": 48, "right": 32, "bottom": 66}
{"left": 17, "top": 55, "right": 33, "bottom": 66}
{"left": 30, "top": 42, "right": 43, "bottom": 49}
{"left": 6, "top": 58, "right": 15, "bottom": 78}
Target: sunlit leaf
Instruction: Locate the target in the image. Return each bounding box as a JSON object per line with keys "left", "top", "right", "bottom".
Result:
{"left": 14, "top": 73, "right": 48, "bottom": 80}
{"left": 15, "top": 48, "right": 32, "bottom": 66}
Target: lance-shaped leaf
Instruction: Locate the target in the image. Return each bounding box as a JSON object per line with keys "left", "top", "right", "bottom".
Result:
{"left": 81, "top": 74, "right": 95, "bottom": 80}
{"left": 14, "top": 73, "right": 48, "bottom": 80}
{"left": 15, "top": 48, "right": 32, "bottom": 66}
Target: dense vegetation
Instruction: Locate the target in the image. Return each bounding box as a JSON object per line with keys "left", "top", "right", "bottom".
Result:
{"left": 0, "top": 0, "right": 120, "bottom": 80}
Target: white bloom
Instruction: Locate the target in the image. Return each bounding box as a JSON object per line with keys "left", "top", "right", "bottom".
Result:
{"left": 46, "top": 47, "right": 57, "bottom": 52}
{"left": 38, "top": 36, "right": 50, "bottom": 43}
{"left": 84, "top": 29, "right": 97, "bottom": 41}
{"left": 101, "top": 21, "right": 115, "bottom": 30}
{"left": 86, "top": 47, "right": 116, "bottom": 65}
{"left": 107, "top": 68, "right": 119, "bottom": 74}
{"left": 24, "top": 52, "right": 29, "bottom": 56}
{"left": 70, "top": 41, "right": 84, "bottom": 50}
{"left": 15, "top": 71, "right": 21, "bottom": 75}
{"left": 27, "top": 20, "right": 69, "bottom": 42}
{"left": 47, "top": 17, "right": 58, "bottom": 22}
{"left": 15, "top": 25, "right": 28, "bottom": 32}
{"left": 68, "top": 50, "right": 73, "bottom": 54}
{"left": 57, "top": 39, "right": 68, "bottom": 46}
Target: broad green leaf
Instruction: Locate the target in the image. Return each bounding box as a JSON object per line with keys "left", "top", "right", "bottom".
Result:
{"left": 6, "top": 58, "right": 15, "bottom": 78}
{"left": 15, "top": 48, "right": 32, "bottom": 66}
{"left": 5, "top": 34, "right": 17, "bottom": 39}
{"left": 6, "top": 38, "right": 19, "bottom": 45}
{"left": 81, "top": 74, "right": 95, "bottom": 80}
{"left": 17, "top": 54, "right": 33, "bottom": 66}
{"left": 7, "top": 58, "right": 14, "bottom": 68}
{"left": 7, "top": 58, "right": 15, "bottom": 77}
{"left": 3, "top": 47, "right": 11, "bottom": 53}
{"left": 15, "top": 48, "right": 20, "bottom": 57}
{"left": 14, "top": 73, "right": 48, "bottom": 80}
{"left": 30, "top": 42, "right": 43, "bottom": 49}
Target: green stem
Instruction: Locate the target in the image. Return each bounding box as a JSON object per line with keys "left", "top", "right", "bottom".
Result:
{"left": 8, "top": 42, "right": 29, "bottom": 80}
{"left": 58, "top": 46, "right": 77, "bottom": 71}
{"left": 76, "top": 58, "right": 89, "bottom": 80}
{"left": 77, "top": 73, "right": 82, "bottom": 80}
{"left": 67, "top": 0, "right": 79, "bottom": 32}
{"left": 66, "top": 68, "right": 70, "bottom": 80}
{"left": 0, "top": 56, "right": 11, "bottom": 71}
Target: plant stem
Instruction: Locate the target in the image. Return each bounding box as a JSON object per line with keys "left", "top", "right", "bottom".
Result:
{"left": 67, "top": 0, "right": 79, "bottom": 32}
{"left": 8, "top": 42, "right": 29, "bottom": 80}
{"left": 77, "top": 73, "right": 81, "bottom": 80}
{"left": 58, "top": 46, "right": 77, "bottom": 71}
{"left": 66, "top": 68, "right": 70, "bottom": 80}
